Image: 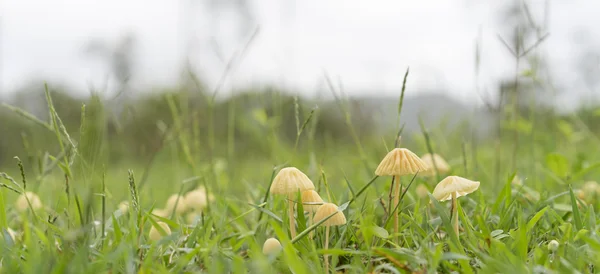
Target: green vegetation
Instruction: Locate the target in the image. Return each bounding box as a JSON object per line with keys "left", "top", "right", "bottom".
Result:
{"left": 1, "top": 76, "right": 600, "bottom": 273}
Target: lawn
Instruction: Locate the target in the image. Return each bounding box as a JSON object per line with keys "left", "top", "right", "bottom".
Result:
{"left": 1, "top": 84, "right": 600, "bottom": 274}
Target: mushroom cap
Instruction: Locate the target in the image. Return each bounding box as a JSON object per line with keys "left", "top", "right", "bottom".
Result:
{"left": 583, "top": 181, "right": 599, "bottom": 194}
{"left": 15, "top": 192, "right": 43, "bottom": 212}
{"left": 301, "top": 190, "right": 324, "bottom": 213}
{"left": 262, "top": 238, "right": 282, "bottom": 255}
{"left": 165, "top": 194, "right": 187, "bottom": 214}
{"left": 149, "top": 221, "right": 171, "bottom": 241}
{"left": 548, "top": 240, "right": 559, "bottom": 252}
{"left": 313, "top": 203, "right": 347, "bottom": 227}
{"left": 151, "top": 208, "right": 169, "bottom": 218}
{"left": 420, "top": 153, "right": 451, "bottom": 175}
{"left": 118, "top": 201, "right": 129, "bottom": 213}
{"left": 186, "top": 212, "right": 201, "bottom": 224}
{"left": 270, "top": 167, "right": 315, "bottom": 195}
{"left": 432, "top": 176, "right": 480, "bottom": 201}
{"left": 375, "top": 148, "right": 429, "bottom": 176}
{"left": 415, "top": 184, "right": 430, "bottom": 199}
{"left": 184, "top": 189, "right": 209, "bottom": 211}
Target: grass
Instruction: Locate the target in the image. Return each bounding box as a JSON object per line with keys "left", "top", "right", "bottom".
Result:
{"left": 1, "top": 78, "right": 600, "bottom": 274}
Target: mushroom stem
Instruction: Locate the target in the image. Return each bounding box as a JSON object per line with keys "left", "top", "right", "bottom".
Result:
{"left": 289, "top": 199, "right": 297, "bottom": 238}
{"left": 392, "top": 175, "right": 401, "bottom": 243}
{"left": 451, "top": 192, "right": 459, "bottom": 240}
{"left": 309, "top": 212, "right": 314, "bottom": 239}
{"left": 324, "top": 225, "right": 330, "bottom": 273}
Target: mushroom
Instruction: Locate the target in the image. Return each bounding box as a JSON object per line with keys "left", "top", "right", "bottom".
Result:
{"left": 432, "top": 176, "right": 480, "bottom": 239}
{"left": 415, "top": 184, "right": 430, "bottom": 200}
{"left": 547, "top": 240, "right": 559, "bottom": 252}
{"left": 313, "top": 203, "right": 347, "bottom": 273}
{"left": 151, "top": 208, "right": 169, "bottom": 219}
{"left": 270, "top": 167, "right": 315, "bottom": 238}
{"left": 262, "top": 237, "right": 282, "bottom": 255}
{"left": 301, "top": 190, "right": 324, "bottom": 238}
{"left": 375, "top": 148, "right": 428, "bottom": 242}
{"left": 420, "top": 153, "right": 451, "bottom": 176}
{"left": 165, "top": 194, "right": 187, "bottom": 215}
{"left": 184, "top": 189, "right": 209, "bottom": 212}
{"left": 149, "top": 221, "right": 171, "bottom": 241}
{"left": 118, "top": 201, "right": 129, "bottom": 213}
{"left": 15, "top": 192, "right": 43, "bottom": 212}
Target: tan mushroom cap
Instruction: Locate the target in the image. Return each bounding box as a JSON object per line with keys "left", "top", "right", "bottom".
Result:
{"left": 15, "top": 192, "right": 43, "bottom": 212}
{"left": 420, "top": 153, "right": 451, "bottom": 175}
{"left": 301, "top": 190, "right": 324, "bottom": 213}
{"left": 149, "top": 221, "right": 171, "bottom": 241}
{"left": 313, "top": 203, "right": 347, "bottom": 226}
{"left": 270, "top": 167, "right": 315, "bottom": 195}
{"left": 151, "top": 208, "right": 169, "bottom": 218}
{"left": 415, "top": 184, "right": 430, "bottom": 199}
{"left": 184, "top": 189, "right": 209, "bottom": 211}
{"left": 262, "top": 238, "right": 282, "bottom": 255}
{"left": 375, "top": 148, "right": 429, "bottom": 176}
{"left": 432, "top": 176, "right": 480, "bottom": 201}
{"left": 118, "top": 201, "right": 129, "bottom": 213}
{"left": 165, "top": 194, "right": 187, "bottom": 214}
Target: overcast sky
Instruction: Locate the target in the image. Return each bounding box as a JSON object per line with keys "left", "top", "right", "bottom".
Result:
{"left": 1, "top": 0, "right": 599, "bottom": 105}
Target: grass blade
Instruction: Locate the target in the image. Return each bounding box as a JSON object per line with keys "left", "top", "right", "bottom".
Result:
{"left": 569, "top": 185, "right": 583, "bottom": 230}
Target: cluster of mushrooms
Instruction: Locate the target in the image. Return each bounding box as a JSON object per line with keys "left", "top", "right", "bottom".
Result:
{"left": 147, "top": 186, "right": 214, "bottom": 241}
{"left": 262, "top": 147, "right": 481, "bottom": 272}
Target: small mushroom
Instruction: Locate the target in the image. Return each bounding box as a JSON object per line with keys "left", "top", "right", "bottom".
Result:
{"left": 151, "top": 208, "right": 169, "bottom": 219}
{"left": 149, "top": 221, "right": 171, "bottom": 241}
{"left": 262, "top": 237, "right": 282, "bottom": 255}
{"left": 301, "top": 190, "right": 324, "bottom": 238}
{"left": 432, "top": 176, "right": 480, "bottom": 240}
{"left": 420, "top": 153, "right": 451, "bottom": 176}
{"left": 547, "top": 240, "right": 559, "bottom": 252}
{"left": 270, "top": 167, "right": 315, "bottom": 238}
{"left": 415, "top": 184, "right": 430, "bottom": 200}
{"left": 118, "top": 201, "right": 129, "bottom": 213}
{"left": 313, "top": 203, "right": 347, "bottom": 273}
{"left": 184, "top": 189, "right": 209, "bottom": 212}
{"left": 375, "top": 148, "right": 428, "bottom": 242}
{"left": 15, "top": 192, "right": 43, "bottom": 212}
{"left": 165, "top": 194, "right": 187, "bottom": 215}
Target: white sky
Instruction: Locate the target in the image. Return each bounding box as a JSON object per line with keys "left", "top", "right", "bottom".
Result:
{"left": 1, "top": 0, "right": 599, "bottom": 105}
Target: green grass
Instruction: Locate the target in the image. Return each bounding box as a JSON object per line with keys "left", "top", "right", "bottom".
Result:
{"left": 1, "top": 82, "right": 600, "bottom": 274}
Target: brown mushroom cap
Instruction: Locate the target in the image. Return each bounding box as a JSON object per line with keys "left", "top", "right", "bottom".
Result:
{"left": 301, "top": 190, "right": 324, "bottom": 213}
{"left": 432, "top": 176, "right": 480, "bottom": 201}
{"left": 375, "top": 148, "right": 429, "bottom": 176}
{"left": 270, "top": 167, "right": 315, "bottom": 195}
{"left": 313, "top": 203, "right": 347, "bottom": 226}
{"left": 420, "top": 153, "right": 451, "bottom": 175}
